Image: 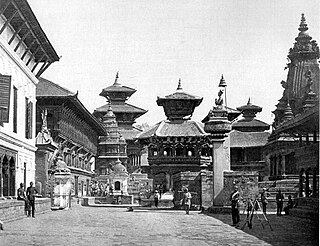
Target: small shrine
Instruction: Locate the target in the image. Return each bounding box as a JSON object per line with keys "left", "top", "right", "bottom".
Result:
{"left": 107, "top": 159, "right": 129, "bottom": 195}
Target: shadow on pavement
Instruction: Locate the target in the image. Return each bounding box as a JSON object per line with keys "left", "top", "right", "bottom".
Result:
{"left": 205, "top": 212, "right": 319, "bottom": 246}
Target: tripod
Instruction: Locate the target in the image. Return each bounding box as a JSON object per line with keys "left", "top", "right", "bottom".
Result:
{"left": 241, "top": 198, "right": 273, "bottom": 231}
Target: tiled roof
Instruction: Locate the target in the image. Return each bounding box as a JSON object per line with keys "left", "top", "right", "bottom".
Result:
{"left": 37, "top": 77, "right": 75, "bottom": 96}
{"left": 1, "top": 0, "right": 59, "bottom": 62}
{"left": 163, "top": 91, "right": 201, "bottom": 100}
{"left": 95, "top": 103, "right": 147, "bottom": 114}
{"left": 202, "top": 106, "right": 241, "bottom": 123}
{"left": 237, "top": 103, "right": 262, "bottom": 112}
{"left": 232, "top": 119, "right": 270, "bottom": 131}
{"left": 230, "top": 130, "right": 270, "bottom": 148}
{"left": 36, "top": 78, "right": 105, "bottom": 135}
{"left": 137, "top": 120, "right": 207, "bottom": 139}
{"left": 101, "top": 84, "right": 136, "bottom": 93}
{"left": 119, "top": 128, "right": 142, "bottom": 140}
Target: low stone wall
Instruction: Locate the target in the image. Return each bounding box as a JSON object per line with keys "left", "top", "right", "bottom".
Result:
{"left": 140, "top": 198, "right": 174, "bottom": 208}
{"left": 0, "top": 198, "right": 51, "bottom": 222}
{"left": 94, "top": 195, "right": 133, "bottom": 205}
{"left": 81, "top": 195, "right": 134, "bottom": 206}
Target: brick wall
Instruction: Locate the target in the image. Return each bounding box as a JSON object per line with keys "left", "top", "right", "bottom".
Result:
{"left": 0, "top": 198, "right": 51, "bottom": 222}
{"left": 221, "top": 171, "right": 259, "bottom": 206}
{"left": 200, "top": 171, "right": 213, "bottom": 209}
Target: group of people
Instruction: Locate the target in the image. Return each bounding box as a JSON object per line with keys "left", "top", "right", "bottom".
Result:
{"left": 230, "top": 186, "right": 296, "bottom": 226}
{"left": 17, "top": 182, "right": 39, "bottom": 218}
{"left": 261, "top": 188, "right": 295, "bottom": 216}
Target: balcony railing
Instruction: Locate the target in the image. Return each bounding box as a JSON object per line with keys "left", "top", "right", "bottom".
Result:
{"left": 231, "top": 161, "right": 265, "bottom": 171}
{"left": 148, "top": 156, "right": 209, "bottom": 165}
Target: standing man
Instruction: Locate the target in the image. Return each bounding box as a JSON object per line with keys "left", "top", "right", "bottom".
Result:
{"left": 230, "top": 186, "right": 240, "bottom": 226}
{"left": 154, "top": 190, "right": 160, "bottom": 208}
{"left": 276, "top": 190, "right": 284, "bottom": 216}
{"left": 26, "top": 182, "right": 39, "bottom": 218}
{"left": 261, "top": 188, "right": 269, "bottom": 215}
{"left": 183, "top": 188, "right": 192, "bottom": 215}
{"left": 17, "top": 183, "right": 30, "bottom": 216}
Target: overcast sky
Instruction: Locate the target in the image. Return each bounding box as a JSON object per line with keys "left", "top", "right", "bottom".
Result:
{"left": 28, "top": 0, "right": 320, "bottom": 126}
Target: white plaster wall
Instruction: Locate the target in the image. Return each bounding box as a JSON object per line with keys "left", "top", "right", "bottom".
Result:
{"left": 0, "top": 17, "right": 38, "bottom": 194}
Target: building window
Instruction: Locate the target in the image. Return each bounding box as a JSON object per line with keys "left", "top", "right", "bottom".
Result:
{"left": 13, "top": 86, "right": 17, "bottom": 133}
{"left": 25, "top": 98, "right": 33, "bottom": 139}
{"left": 175, "top": 147, "right": 184, "bottom": 156}
{"left": 0, "top": 75, "right": 12, "bottom": 123}
{"left": 115, "top": 181, "right": 120, "bottom": 190}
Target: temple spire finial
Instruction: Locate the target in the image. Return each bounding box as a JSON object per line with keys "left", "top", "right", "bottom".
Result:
{"left": 218, "top": 74, "right": 227, "bottom": 87}
{"left": 299, "top": 13, "right": 308, "bottom": 32}
{"left": 247, "top": 97, "right": 252, "bottom": 106}
{"left": 114, "top": 71, "right": 120, "bottom": 86}
{"left": 177, "top": 78, "right": 182, "bottom": 91}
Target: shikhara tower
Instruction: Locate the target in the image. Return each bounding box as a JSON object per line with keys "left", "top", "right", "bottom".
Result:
{"left": 266, "top": 14, "right": 319, "bottom": 198}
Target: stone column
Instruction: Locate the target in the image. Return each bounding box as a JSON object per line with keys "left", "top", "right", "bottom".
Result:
{"left": 166, "top": 173, "right": 171, "bottom": 190}
{"left": 0, "top": 158, "right": 3, "bottom": 199}
{"left": 203, "top": 106, "right": 231, "bottom": 206}
{"left": 281, "top": 154, "right": 286, "bottom": 176}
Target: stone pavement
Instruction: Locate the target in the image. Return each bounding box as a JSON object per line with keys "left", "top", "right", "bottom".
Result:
{"left": 0, "top": 206, "right": 271, "bottom": 246}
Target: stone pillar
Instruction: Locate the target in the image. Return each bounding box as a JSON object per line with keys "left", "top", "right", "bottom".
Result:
{"left": 203, "top": 106, "right": 231, "bottom": 206}
{"left": 313, "top": 168, "right": 317, "bottom": 198}
{"left": 305, "top": 169, "right": 310, "bottom": 197}
{"left": 212, "top": 139, "right": 228, "bottom": 203}
{"left": 35, "top": 145, "right": 57, "bottom": 198}
{"left": 35, "top": 117, "right": 58, "bottom": 198}
{"left": 281, "top": 154, "right": 286, "bottom": 176}
{"left": 0, "top": 159, "right": 3, "bottom": 199}
{"left": 200, "top": 167, "right": 213, "bottom": 209}
{"left": 166, "top": 173, "right": 171, "bottom": 190}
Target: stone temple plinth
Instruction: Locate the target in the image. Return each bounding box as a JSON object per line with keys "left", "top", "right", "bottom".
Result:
{"left": 51, "top": 156, "right": 72, "bottom": 210}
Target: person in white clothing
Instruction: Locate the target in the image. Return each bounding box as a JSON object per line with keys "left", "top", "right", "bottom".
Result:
{"left": 183, "top": 188, "right": 192, "bottom": 214}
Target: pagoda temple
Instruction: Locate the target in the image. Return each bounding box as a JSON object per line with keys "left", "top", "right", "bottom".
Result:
{"left": 265, "top": 14, "right": 319, "bottom": 198}
{"left": 137, "top": 79, "right": 210, "bottom": 192}
{"left": 94, "top": 73, "right": 147, "bottom": 172}
{"left": 230, "top": 98, "right": 270, "bottom": 180}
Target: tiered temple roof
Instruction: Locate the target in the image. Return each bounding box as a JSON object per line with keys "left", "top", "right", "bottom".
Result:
{"left": 232, "top": 98, "right": 270, "bottom": 132}
{"left": 94, "top": 72, "right": 147, "bottom": 134}
{"left": 230, "top": 98, "right": 270, "bottom": 149}
{"left": 138, "top": 79, "right": 206, "bottom": 139}
{"left": 156, "top": 79, "right": 202, "bottom": 121}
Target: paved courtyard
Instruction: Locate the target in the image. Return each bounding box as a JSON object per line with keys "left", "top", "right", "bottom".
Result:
{"left": 1, "top": 206, "right": 271, "bottom": 246}
{"left": 0, "top": 206, "right": 317, "bottom": 246}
